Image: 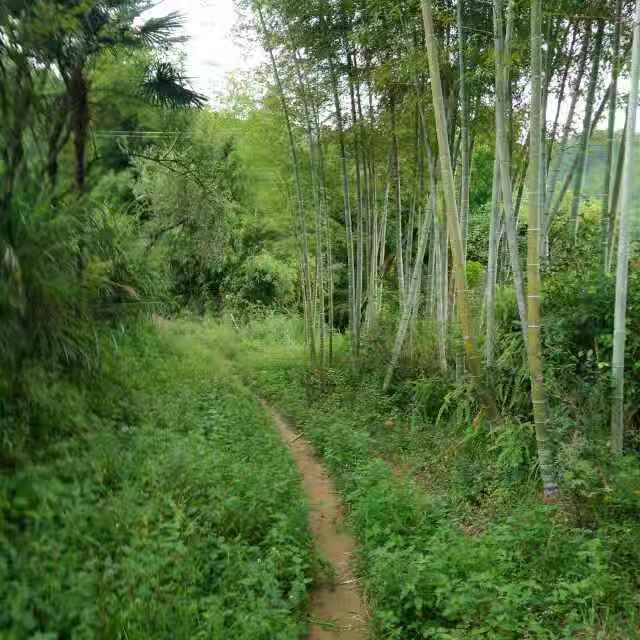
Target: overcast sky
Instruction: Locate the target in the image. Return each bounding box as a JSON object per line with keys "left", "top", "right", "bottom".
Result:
{"left": 143, "top": 0, "right": 263, "bottom": 101}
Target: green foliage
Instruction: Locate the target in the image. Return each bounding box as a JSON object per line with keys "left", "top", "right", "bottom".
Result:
{"left": 465, "top": 260, "right": 485, "bottom": 289}
{"left": 227, "top": 252, "right": 298, "bottom": 310}
{"left": 542, "top": 254, "right": 640, "bottom": 444}
{"left": 359, "top": 311, "right": 451, "bottom": 385}
{"left": 410, "top": 376, "right": 456, "bottom": 423}
{"left": 0, "top": 199, "right": 166, "bottom": 374}
{"left": 0, "top": 186, "right": 172, "bottom": 460}
{"left": 0, "top": 326, "right": 313, "bottom": 639}
{"left": 364, "top": 503, "right": 634, "bottom": 639}
{"left": 129, "top": 110, "right": 300, "bottom": 313}
{"left": 469, "top": 146, "right": 495, "bottom": 216}
{"left": 214, "top": 317, "right": 640, "bottom": 639}
{"left": 3, "top": 0, "right": 640, "bottom": 636}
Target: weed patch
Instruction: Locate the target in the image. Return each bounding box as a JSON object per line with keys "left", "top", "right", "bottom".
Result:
{"left": 0, "top": 326, "right": 313, "bottom": 639}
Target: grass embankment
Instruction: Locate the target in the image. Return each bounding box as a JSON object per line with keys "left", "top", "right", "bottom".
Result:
{"left": 1, "top": 324, "right": 313, "bottom": 639}
{"left": 208, "top": 315, "right": 640, "bottom": 640}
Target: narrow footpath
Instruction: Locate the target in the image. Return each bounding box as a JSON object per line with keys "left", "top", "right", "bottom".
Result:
{"left": 260, "top": 401, "right": 369, "bottom": 640}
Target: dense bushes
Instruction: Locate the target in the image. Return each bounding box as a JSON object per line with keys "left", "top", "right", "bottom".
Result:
{"left": 1, "top": 9, "right": 320, "bottom": 637}
{"left": 0, "top": 326, "right": 314, "bottom": 639}
{"left": 0, "top": 200, "right": 167, "bottom": 364}
{"left": 0, "top": 198, "right": 169, "bottom": 458}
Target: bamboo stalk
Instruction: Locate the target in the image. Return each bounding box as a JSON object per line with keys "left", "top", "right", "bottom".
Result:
{"left": 601, "top": 0, "right": 623, "bottom": 271}
{"left": 421, "top": 0, "right": 498, "bottom": 421}
{"left": 611, "top": 0, "right": 640, "bottom": 455}
{"left": 545, "top": 25, "right": 590, "bottom": 227}
{"left": 528, "top": 0, "right": 557, "bottom": 498}
{"left": 457, "top": 0, "right": 471, "bottom": 259}
{"left": 493, "top": 0, "right": 529, "bottom": 350}
{"left": 485, "top": 154, "right": 501, "bottom": 368}
{"left": 328, "top": 54, "right": 357, "bottom": 359}
{"left": 570, "top": 20, "right": 605, "bottom": 241}
{"left": 257, "top": 5, "right": 316, "bottom": 364}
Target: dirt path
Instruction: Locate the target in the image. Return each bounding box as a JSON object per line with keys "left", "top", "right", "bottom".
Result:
{"left": 260, "top": 401, "right": 369, "bottom": 639}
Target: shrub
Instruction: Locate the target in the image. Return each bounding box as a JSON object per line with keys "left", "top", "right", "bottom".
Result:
{"left": 0, "top": 199, "right": 168, "bottom": 453}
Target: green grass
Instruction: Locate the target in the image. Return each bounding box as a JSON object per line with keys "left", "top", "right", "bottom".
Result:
{"left": 209, "top": 315, "right": 640, "bottom": 640}
{"left": 0, "top": 323, "right": 314, "bottom": 639}
{"left": 4, "top": 314, "right": 639, "bottom": 639}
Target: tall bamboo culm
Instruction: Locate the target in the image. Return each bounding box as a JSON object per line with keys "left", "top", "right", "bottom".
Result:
{"left": 611, "top": 0, "right": 640, "bottom": 455}
{"left": 421, "top": 0, "right": 498, "bottom": 421}
{"left": 569, "top": 20, "right": 604, "bottom": 241}
{"left": 257, "top": 5, "right": 316, "bottom": 364}
{"left": 527, "top": 0, "right": 557, "bottom": 498}
{"left": 601, "top": 0, "right": 623, "bottom": 271}
{"left": 485, "top": 154, "right": 501, "bottom": 368}
{"left": 492, "top": 0, "right": 529, "bottom": 351}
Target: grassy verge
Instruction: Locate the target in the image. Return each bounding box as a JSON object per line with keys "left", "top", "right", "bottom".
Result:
{"left": 1, "top": 323, "right": 313, "bottom": 639}
{"left": 208, "top": 314, "right": 640, "bottom": 640}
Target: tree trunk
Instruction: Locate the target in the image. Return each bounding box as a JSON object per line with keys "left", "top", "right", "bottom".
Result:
{"left": 328, "top": 55, "right": 357, "bottom": 359}
{"left": 315, "top": 120, "right": 335, "bottom": 365}
{"left": 46, "top": 99, "right": 72, "bottom": 189}
{"left": 346, "top": 50, "right": 364, "bottom": 354}
{"left": 493, "top": 0, "right": 528, "bottom": 350}
{"left": 258, "top": 6, "right": 316, "bottom": 363}
{"left": 69, "top": 64, "right": 90, "bottom": 193}
{"left": 546, "top": 23, "right": 577, "bottom": 168}
{"left": 383, "top": 184, "right": 433, "bottom": 391}
{"left": 292, "top": 51, "right": 328, "bottom": 367}
{"left": 545, "top": 26, "right": 590, "bottom": 224}
{"left": 546, "top": 150, "right": 580, "bottom": 237}
{"left": 608, "top": 109, "right": 627, "bottom": 273}
{"left": 485, "top": 154, "right": 501, "bottom": 367}
{"left": 434, "top": 191, "right": 449, "bottom": 373}
{"left": 457, "top": 0, "right": 470, "bottom": 257}
{"left": 601, "top": 0, "right": 623, "bottom": 271}
{"left": 391, "top": 99, "right": 406, "bottom": 314}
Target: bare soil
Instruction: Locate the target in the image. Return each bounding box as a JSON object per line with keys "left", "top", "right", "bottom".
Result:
{"left": 260, "top": 401, "right": 369, "bottom": 639}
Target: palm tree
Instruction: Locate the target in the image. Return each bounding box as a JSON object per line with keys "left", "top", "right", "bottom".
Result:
{"left": 29, "top": 1, "right": 206, "bottom": 192}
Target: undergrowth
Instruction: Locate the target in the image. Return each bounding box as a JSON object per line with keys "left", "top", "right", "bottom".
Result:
{"left": 0, "top": 324, "right": 313, "bottom": 639}
{"left": 208, "top": 315, "right": 640, "bottom": 640}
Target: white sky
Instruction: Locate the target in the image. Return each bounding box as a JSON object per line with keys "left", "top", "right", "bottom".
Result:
{"left": 143, "top": 0, "right": 263, "bottom": 101}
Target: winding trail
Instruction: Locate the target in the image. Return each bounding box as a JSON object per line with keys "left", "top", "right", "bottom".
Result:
{"left": 260, "top": 401, "right": 369, "bottom": 639}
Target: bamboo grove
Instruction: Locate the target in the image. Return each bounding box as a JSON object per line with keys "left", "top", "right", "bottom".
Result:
{"left": 247, "top": 0, "right": 640, "bottom": 494}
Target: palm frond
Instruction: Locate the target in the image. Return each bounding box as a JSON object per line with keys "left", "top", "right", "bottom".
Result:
{"left": 141, "top": 61, "right": 207, "bottom": 109}
{"left": 136, "top": 12, "right": 188, "bottom": 48}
